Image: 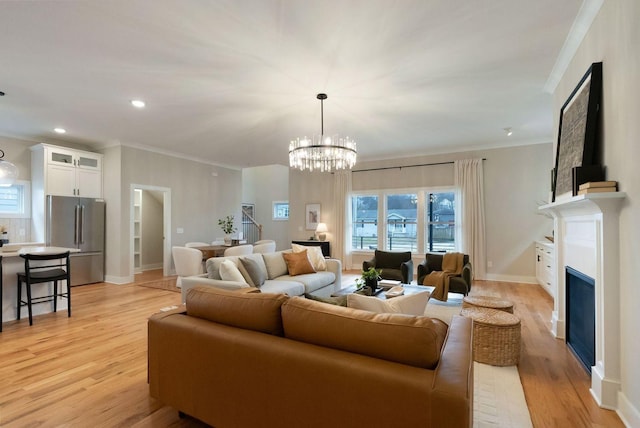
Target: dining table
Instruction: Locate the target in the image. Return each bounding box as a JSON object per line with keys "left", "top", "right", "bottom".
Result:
{"left": 194, "top": 245, "right": 235, "bottom": 260}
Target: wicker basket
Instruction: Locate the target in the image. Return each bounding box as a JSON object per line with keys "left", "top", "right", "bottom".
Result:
{"left": 462, "top": 295, "right": 514, "bottom": 313}
{"left": 461, "top": 307, "right": 521, "bottom": 366}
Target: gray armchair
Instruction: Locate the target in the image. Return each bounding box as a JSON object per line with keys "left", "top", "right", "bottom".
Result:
{"left": 417, "top": 252, "right": 472, "bottom": 296}
{"left": 363, "top": 250, "right": 413, "bottom": 284}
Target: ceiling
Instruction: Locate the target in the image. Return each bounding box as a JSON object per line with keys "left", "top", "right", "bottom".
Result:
{"left": 0, "top": 0, "right": 584, "bottom": 169}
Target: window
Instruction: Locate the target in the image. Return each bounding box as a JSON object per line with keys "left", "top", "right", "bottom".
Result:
{"left": 425, "top": 191, "right": 456, "bottom": 252}
{"left": 0, "top": 180, "right": 30, "bottom": 218}
{"left": 351, "top": 195, "right": 378, "bottom": 250}
{"left": 272, "top": 201, "right": 289, "bottom": 220}
{"left": 348, "top": 189, "right": 456, "bottom": 253}
{"left": 386, "top": 193, "right": 417, "bottom": 251}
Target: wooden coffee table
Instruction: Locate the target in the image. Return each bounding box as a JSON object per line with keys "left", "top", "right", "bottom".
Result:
{"left": 333, "top": 284, "right": 430, "bottom": 301}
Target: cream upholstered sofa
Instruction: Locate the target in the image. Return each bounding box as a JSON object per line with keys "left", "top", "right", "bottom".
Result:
{"left": 148, "top": 286, "right": 474, "bottom": 428}
{"left": 180, "top": 249, "right": 341, "bottom": 302}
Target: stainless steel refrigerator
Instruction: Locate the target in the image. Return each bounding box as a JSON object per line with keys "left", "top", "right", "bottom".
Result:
{"left": 46, "top": 195, "right": 105, "bottom": 286}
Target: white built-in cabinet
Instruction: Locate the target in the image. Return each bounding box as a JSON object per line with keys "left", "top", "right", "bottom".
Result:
{"left": 133, "top": 189, "right": 142, "bottom": 273}
{"left": 30, "top": 143, "right": 104, "bottom": 243}
{"left": 40, "top": 145, "right": 102, "bottom": 198}
{"left": 535, "top": 240, "right": 555, "bottom": 298}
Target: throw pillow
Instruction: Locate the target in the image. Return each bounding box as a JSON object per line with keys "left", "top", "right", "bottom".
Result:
{"left": 347, "top": 290, "right": 431, "bottom": 316}
{"left": 292, "top": 243, "right": 327, "bottom": 271}
{"left": 240, "top": 257, "right": 267, "bottom": 287}
{"left": 262, "top": 251, "right": 289, "bottom": 279}
{"left": 304, "top": 293, "right": 348, "bottom": 307}
{"left": 282, "top": 250, "right": 316, "bottom": 276}
{"left": 218, "top": 260, "right": 248, "bottom": 284}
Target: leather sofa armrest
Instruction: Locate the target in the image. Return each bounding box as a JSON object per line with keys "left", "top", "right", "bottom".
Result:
{"left": 400, "top": 259, "right": 414, "bottom": 284}
{"left": 417, "top": 259, "right": 429, "bottom": 283}
{"left": 431, "top": 315, "right": 473, "bottom": 427}
{"left": 362, "top": 257, "right": 376, "bottom": 272}
{"left": 461, "top": 262, "right": 472, "bottom": 290}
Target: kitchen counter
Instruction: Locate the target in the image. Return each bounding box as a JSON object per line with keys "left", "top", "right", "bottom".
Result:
{"left": 1, "top": 246, "right": 80, "bottom": 326}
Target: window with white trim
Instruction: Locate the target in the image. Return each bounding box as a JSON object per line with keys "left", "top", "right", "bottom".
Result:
{"left": 0, "top": 180, "right": 31, "bottom": 218}
{"left": 272, "top": 201, "right": 289, "bottom": 220}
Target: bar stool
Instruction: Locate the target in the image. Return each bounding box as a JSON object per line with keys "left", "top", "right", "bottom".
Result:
{"left": 17, "top": 251, "right": 71, "bottom": 326}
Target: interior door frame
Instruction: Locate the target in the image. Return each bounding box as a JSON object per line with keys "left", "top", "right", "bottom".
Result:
{"left": 129, "top": 184, "right": 172, "bottom": 277}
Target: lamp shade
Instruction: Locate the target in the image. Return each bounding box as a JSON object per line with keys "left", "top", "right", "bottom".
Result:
{"left": 0, "top": 158, "right": 19, "bottom": 187}
{"left": 315, "top": 222, "right": 328, "bottom": 241}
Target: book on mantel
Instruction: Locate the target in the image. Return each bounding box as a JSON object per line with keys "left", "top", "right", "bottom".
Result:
{"left": 578, "top": 181, "right": 618, "bottom": 195}
{"left": 578, "top": 181, "right": 617, "bottom": 190}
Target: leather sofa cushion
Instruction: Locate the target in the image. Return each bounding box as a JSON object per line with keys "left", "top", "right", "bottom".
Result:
{"left": 281, "top": 297, "right": 448, "bottom": 369}
{"left": 186, "top": 286, "right": 288, "bottom": 336}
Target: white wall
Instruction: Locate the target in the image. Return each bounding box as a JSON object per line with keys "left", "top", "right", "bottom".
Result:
{"left": 141, "top": 190, "right": 163, "bottom": 269}
{"left": 288, "top": 143, "right": 552, "bottom": 281}
{"left": 106, "top": 146, "right": 242, "bottom": 282}
{"left": 242, "top": 165, "right": 290, "bottom": 250}
{"left": 552, "top": 0, "right": 640, "bottom": 423}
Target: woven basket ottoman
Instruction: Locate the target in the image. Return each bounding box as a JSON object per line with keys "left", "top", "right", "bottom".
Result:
{"left": 462, "top": 295, "right": 514, "bottom": 313}
{"left": 461, "top": 307, "right": 521, "bottom": 366}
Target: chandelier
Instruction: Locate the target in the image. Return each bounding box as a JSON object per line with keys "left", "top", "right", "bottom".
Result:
{"left": 289, "top": 93, "right": 357, "bottom": 172}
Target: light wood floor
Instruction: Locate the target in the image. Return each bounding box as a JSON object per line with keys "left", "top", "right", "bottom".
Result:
{"left": 0, "top": 270, "right": 623, "bottom": 427}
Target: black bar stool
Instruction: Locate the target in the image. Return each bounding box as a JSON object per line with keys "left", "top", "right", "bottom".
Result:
{"left": 17, "top": 251, "right": 71, "bottom": 326}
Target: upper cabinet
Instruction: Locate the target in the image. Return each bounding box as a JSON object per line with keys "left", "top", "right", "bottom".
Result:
{"left": 32, "top": 144, "right": 103, "bottom": 198}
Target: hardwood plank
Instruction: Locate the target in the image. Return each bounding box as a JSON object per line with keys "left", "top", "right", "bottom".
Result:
{"left": 0, "top": 271, "right": 624, "bottom": 427}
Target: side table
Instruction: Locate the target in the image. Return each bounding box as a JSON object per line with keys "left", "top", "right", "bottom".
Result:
{"left": 462, "top": 295, "right": 514, "bottom": 313}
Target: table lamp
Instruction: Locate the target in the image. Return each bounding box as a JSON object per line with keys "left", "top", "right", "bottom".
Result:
{"left": 315, "top": 223, "right": 328, "bottom": 241}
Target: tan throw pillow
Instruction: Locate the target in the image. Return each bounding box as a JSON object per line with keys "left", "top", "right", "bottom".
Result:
{"left": 347, "top": 290, "right": 431, "bottom": 316}
{"left": 219, "top": 259, "right": 248, "bottom": 285}
{"left": 282, "top": 250, "right": 316, "bottom": 276}
{"left": 292, "top": 243, "right": 327, "bottom": 271}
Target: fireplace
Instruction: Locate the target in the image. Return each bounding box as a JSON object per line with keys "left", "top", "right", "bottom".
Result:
{"left": 566, "top": 266, "right": 595, "bottom": 373}
{"left": 540, "top": 193, "right": 624, "bottom": 408}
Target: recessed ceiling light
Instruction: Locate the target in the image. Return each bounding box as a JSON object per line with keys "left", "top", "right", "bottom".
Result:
{"left": 503, "top": 127, "right": 513, "bottom": 136}
{"left": 131, "top": 99, "right": 146, "bottom": 108}
{"left": 54, "top": 127, "right": 66, "bottom": 134}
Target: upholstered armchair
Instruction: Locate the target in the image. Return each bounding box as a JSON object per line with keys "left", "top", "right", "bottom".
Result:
{"left": 417, "top": 253, "right": 472, "bottom": 296}
{"left": 363, "top": 250, "right": 413, "bottom": 284}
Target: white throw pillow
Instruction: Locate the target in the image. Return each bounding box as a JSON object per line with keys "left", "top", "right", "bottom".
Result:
{"left": 347, "top": 290, "right": 431, "bottom": 316}
{"left": 292, "top": 243, "right": 327, "bottom": 271}
{"left": 219, "top": 259, "right": 248, "bottom": 285}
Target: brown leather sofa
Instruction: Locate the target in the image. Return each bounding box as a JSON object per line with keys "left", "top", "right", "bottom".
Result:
{"left": 148, "top": 286, "right": 473, "bottom": 428}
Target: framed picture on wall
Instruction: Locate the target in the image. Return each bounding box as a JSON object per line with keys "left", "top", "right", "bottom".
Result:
{"left": 552, "top": 62, "right": 603, "bottom": 202}
{"left": 305, "top": 203, "right": 320, "bottom": 230}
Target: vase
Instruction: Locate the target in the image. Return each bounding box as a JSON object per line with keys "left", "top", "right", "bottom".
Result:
{"left": 365, "top": 277, "right": 378, "bottom": 293}
{"left": 224, "top": 235, "right": 232, "bottom": 246}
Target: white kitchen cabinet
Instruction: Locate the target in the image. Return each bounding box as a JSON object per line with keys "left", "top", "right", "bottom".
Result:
{"left": 535, "top": 241, "right": 555, "bottom": 298}
{"left": 42, "top": 146, "right": 102, "bottom": 198}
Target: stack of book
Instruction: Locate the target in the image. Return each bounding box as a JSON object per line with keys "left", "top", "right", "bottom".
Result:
{"left": 577, "top": 181, "right": 618, "bottom": 195}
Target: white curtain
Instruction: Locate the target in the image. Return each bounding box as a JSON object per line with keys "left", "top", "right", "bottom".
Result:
{"left": 454, "top": 159, "right": 486, "bottom": 279}
{"left": 333, "top": 171, "right": 352, "bottom": 267}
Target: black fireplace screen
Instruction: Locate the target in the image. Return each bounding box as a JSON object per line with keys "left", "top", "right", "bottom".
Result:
{"left": 566, "top": 266, "right": 595, "bottom": 373}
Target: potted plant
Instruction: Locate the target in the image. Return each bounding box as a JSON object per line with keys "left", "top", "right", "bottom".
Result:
{"left": 355, "top": 266, "right": 382, "bottom": 294}
{"left": 218, "top": 215, "right": 237, "bottom": 245}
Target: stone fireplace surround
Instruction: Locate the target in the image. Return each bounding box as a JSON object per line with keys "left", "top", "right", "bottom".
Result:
{"left": 540, "top": 192, "right": 626, "bottom": 410}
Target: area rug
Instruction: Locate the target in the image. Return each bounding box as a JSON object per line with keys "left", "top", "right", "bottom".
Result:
{"left": 424, "top": 299, "right": 533, "bottom": 428}
{"left": 136, "top": 277, "right": 180, "bottom": 293}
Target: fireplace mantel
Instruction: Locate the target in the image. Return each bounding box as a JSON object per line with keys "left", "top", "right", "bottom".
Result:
{"left": 539, "top": 191, "right": 626, "bottom": 409}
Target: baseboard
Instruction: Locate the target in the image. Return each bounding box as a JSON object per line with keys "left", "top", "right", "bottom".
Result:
{"left": 482, "top": 274, "right": 537, "bottom": 283}
{"left": 104, "top": 275, "right": 134, "bottom": 285}
{"left": 617, "top": 390, "right": 640, "bottom": 428}
{"left": 141, "top": 263, "right": 163, "bottom": 271}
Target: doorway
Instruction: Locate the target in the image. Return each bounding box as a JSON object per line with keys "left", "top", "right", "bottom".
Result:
{"left": 130, "top": 184, "right": 172, "bottom": 277}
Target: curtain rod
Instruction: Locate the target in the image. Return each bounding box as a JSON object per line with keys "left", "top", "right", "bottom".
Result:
{"left": 351, "top": 158, "right": 486, "bottom": 173}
